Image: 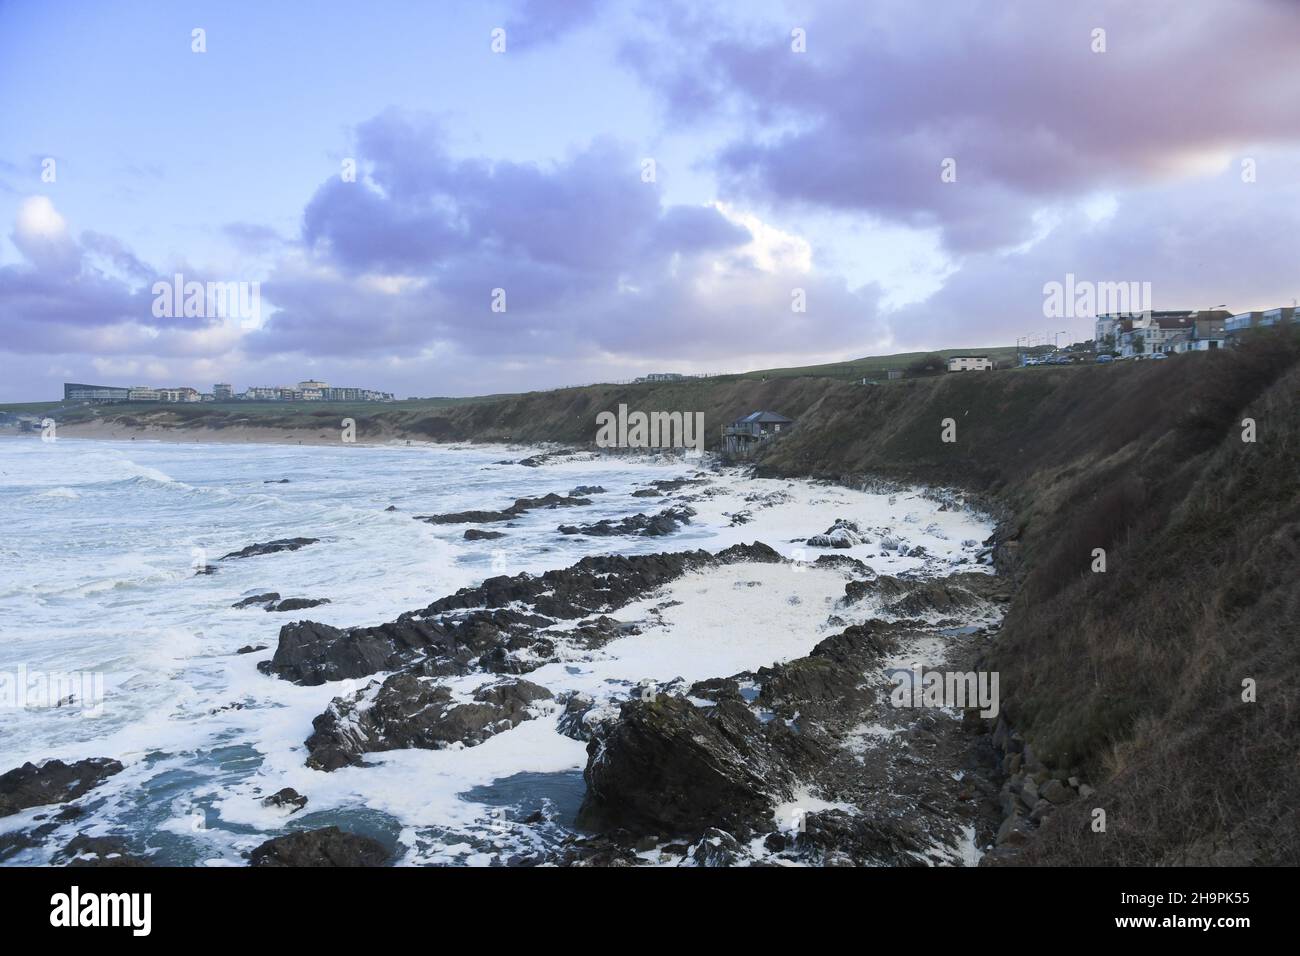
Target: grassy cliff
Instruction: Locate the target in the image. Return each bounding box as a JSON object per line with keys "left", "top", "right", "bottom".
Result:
{"left": 757, "top": 332, "right": 1300, "bottom": 865}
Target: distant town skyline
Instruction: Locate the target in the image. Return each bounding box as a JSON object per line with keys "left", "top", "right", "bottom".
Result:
{"left": 3, "top": 0, "right": 1300, "bottom": 402}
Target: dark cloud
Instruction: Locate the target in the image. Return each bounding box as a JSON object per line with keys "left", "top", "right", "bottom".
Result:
{"left": 266, "top": 111, "right": 880, "bottom": 361}
{"left": 625, "top": 0, "right": 1300, "bottom": 252}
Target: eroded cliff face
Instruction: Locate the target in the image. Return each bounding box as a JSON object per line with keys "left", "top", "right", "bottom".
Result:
{"left": 757, "top": 332, "right": 1300, "bottom": 865}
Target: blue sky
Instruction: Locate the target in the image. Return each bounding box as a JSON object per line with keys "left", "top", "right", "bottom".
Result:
{"left": 2, "top": 0, "right": 1299, "bottom": 400}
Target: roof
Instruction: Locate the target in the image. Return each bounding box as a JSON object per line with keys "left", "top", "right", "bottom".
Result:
{"left": 735, "top": 410, "right": 794, "bottom": 424}
{"left": 948, "top": 354, "right": 990, "bottom": 359}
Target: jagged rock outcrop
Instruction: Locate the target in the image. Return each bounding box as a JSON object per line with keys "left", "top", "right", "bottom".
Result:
{"left": 577, "top": 695, "right": 810, "bottom": 838}
{"left": 806, "top": 518, "right": 865, "bottom": 549}
{"left": 558, "top": 505, "right": 696, "bottom": 537}
{"left": 415, "top": 492, "right": 592, "bottom": 525}
{"left": 0, "top": 758, "right": 125, "bottom": 817}
{"left": 220, "top": 537, "right": 319, "bottom": 560}
{"left": 247, "top": 826, "right": 389, "bottom": 867}
{"left": 305, "top": 675, "right": 553, "bottom": 771}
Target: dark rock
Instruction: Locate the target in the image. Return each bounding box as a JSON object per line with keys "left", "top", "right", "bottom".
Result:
{"left": 996, "top": 815, "right": 1033, "bottom": 847}
{"left": 464, "top": 529, "right": 507, "bottom": 541}
{"left": 60, "top": 834, "right": 148, "bottom": 867}
{"left": 806, "top": 519, "right": 864, "bottom": 548}
{"left": 267, "top": 597, "right": 331, "bottom": 613}
{"left": 262, "top": 544, "right": 783, "bottom": 687}
{"left": 258, "top": 615, "right": 449, "bottom": 685}
{"left": 247, "top": 826, "right": 388, "bottom": 867}
{"left": 651, "top": 478, "right": 707, "bottom": 492}
{"left": 1039, "top": 778, "right": 1074, "bottom": 806}
{"left": 262, "top": 788, "right": 308, "bottom": 813}
{"left": 263, "top": 479, "right": 290, "bottom": 484}
{"left": 689, "top": 828, "right": 743, "bottom": 866}
{"left": 557, "top": 693, "right": 598, "bottom": 740}
{"left": 884, "top": 581, "right": 983, "bottom": 617}
{"left": 558, "top": 506, "right": 696, "bottom": 537}
{"left": 384, "top": 505, "right": 398, "bottom": 512}
{"left": 220, "top": 537, "right": 319, "bottom": 560}
{"left": 306, "top": 675, "right": 553, "bottom": 770}
{"left": 232, "top": 592, "right": 280, "bottom": 609}
{"left": 569, "top": 485, "right": 606, "bottom": 495}
{"left": 416, "top": 493, "right": 592, "bottom": 525}
{"left": 631, "top": 488, "right": 663, "bottom": 498}
{"left": 236, "top": 644, "right": 268, "bottom": 654}
{"left": 416, "top": 509, "right": 514, "bottom": 525}
{"left": 577, "top": 695, "right": 797, "bottom": 837}
{"left": 0, "top": 758, "right": 125, "bottom": 817}
{"left": 813, "top": 554, "right": 871, "bottom": 574}
{"left": 793, "top": 810, "right": 929, "bottom": 866}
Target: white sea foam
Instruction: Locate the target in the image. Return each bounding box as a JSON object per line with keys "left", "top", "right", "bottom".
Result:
{"left": 0, "top": 438, "right": 994, "bottom": 866}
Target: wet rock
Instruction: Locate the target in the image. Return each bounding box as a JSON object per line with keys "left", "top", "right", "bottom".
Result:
{"left": 843, "top": 575, "right": 910, "bottom": 605}
{"left": 415, "top": 509, "right": 514, "bottom": 525}
{"left": 0, "top": 758, "right": 125, "bottom": 817}
{"left": 267, "top": 597, "right": 331, "bottom": 613}
{"left": 0, "top": 824, "right": 56, "bottom": 861}
{"left": 248, "top": 826, "right": 389, "bottom": 867}
{"left": 384, "top": 505, "right": 398, "bottom": 512}
{"left": 236, "top": 644, "right": 268, "bottom": 654}
{"left": 884, "top": 581, "right": 983, "bottom": 617}
{"left": 232, "top": 592, "right": 280, "bottom": 609}
{"left": 631, "top": 488, "right": 663, "bottom": 498}
{"left": 416, "top": 493, "right": 592, "bottom": 525}
{"left": 651, "top": 478, "right": 707, "bottom": 492}
{"left": 60, "top": 834, "right": 148, "bottom": 867}
{"left": 258, "top": 614, "right": 452, "bottom": 685}
{"left": 813, "top": 554, "right": 871, "bottom": 574}
{"left": 262, "top": 788, "right": 308, "bottom": 813}
{"left": 557, "top": 693, "right": 600, "bottom": 741}
{"left": 577, "top": 695, "right": 797, "bottom": 837}
{"left": 792, "top": 809, "right": 929, "bottom": 866}
{"left": 806, "top": 519, "right": 864, "bottom": 549}
{"left": 305, "top": 675, "right": 553, "bottom": 770}
{"left": 263, "top": 479, "right": 290, "bottom": 484}
{"left": 688, "top": 828, "right": 744, "bottom": 867}
{"left": 220, "top": 537, "right": 319, "bottom": 560}
{"left": 569, "top": 485, "right": 606, "bottom": 496}
{"left": 558, "top": 505, "right": 696, "bottom": 537}
{"left": 464, "top": 528, "right": 507, "bottom": 541}
{"left": 263, "top": 545, "right": 781, "bottom": 687}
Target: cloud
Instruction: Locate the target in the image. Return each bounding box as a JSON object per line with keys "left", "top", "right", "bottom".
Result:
{"left": 263, "top": 110, "right": 878, "bottom": 361}
{"left": 625, "top": 0, "right": 1300, "bottom": 253}
{"left": 885, "top": 152, "right": 1300, "bottom": 347}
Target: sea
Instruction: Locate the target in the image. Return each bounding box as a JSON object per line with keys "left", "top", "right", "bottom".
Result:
{"left": 0, "top": 437, "right": 994, "bottom": 865}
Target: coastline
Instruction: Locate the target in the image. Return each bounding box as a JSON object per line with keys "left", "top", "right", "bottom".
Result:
{"left": 0, "top": 439, "right": 1011, "bottom": 866}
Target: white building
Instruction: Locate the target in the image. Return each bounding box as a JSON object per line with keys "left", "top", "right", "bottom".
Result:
{"left": 947, "top": 355, "right": 993, "bottom": 372}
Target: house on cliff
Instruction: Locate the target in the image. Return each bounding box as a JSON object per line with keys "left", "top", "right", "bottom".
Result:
{"left": 721, "top": 410, "right": 794, "bottom": 457}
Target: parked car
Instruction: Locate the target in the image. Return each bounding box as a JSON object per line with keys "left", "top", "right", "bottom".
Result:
{"left": 1096, "top": 354, "right": 1114, "bottom": 363}
{"left": 1152, "top": 353, "right": 1168, "bottom": 360}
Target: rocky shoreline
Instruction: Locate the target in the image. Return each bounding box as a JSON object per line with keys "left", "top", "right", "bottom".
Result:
{"left": 1, "top": 460, "right": 1043, "bottom": 867}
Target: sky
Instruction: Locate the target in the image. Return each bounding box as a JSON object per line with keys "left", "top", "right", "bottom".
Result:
{"left": 1, "top": 0, "right": 1299, "bottom": 401}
